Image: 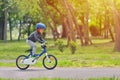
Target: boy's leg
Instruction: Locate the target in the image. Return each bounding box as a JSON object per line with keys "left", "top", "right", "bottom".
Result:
{"left": 26, "top": 40, "right": 36, "bottom": 56}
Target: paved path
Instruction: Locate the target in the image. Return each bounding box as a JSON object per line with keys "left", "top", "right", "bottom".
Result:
{"left": 0, "top": 67, "right": 120, "bottom": 79}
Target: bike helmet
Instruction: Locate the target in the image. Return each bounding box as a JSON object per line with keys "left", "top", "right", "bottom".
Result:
{"left": 36, "top": 23, "right": 46, "bottom": 29}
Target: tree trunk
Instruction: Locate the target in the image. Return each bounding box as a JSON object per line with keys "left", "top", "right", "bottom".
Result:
{"left": 104, "top": 10, "right": 108, "bottom": 39}
{"left": 61, "top": 17, "right": 67, "bottom": 38}
{"left": 84, "top": 0, "right": 92, "bottom": 45}
{"left": 110, "top": 1, "right": 120, "bottom": 51}
{"left": 9, "top": 16, "right": 12, "bottom": 41}
{"left": 62, "top": 0, "right": 76, "bottom": 44}
{"left": 3, "top": 8, "right": 7, "bottom": 42}
{"left": 27, "top": 23, "right": 31, "bottom": 36}
{"left": 0, "top": 0, "right": 5, "bottom": 40}
{"left": 114, "top": 13, "right": 120, "bottom": 51}
{"left": 78, "top": 25, "right": 84, "bottom": 46}
{"left": 18, "top": 20, "right": 22, "bottom": 41}
{"left": 38, "top": 0, "right": 56, "bottom": 40}
{"left": 108, "top": 26, "right": 115, "bottom": 42}
{"left": 99, "top": 15, "right": 102, "bottom": 36}
{"left": 68, "top": 2, "right": 84, "bottom": 46}
{"left": 0, "top": 14, "right": 4, "bottom": 40}
{"left": 46, "top": 0, "right": 66, "bottom": 39}
{"left": 47, "top": 9, "right": 60, "bottom": 40}
{"left": 9, "top": 26, "right": 12, "bottom": 41}
{"left": 107, "top": 16, "right": 115, "bottom": 42}
{"left": 104, "top": 9, "right": 115, "bottom": 41}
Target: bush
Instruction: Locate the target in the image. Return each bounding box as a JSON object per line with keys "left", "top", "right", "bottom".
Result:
{"left": 69, "top": 41, "right": 77, "bottom": 54}
{"left": 55, "top": 39, "right": 64, "bottom": 52}
{"left": 89, "top": 26, "right": 100, "bottom": 36}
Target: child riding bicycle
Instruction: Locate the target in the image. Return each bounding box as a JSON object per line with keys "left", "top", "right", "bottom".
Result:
{"left": 26, "top": 22, "right": 46, "bottom": 57}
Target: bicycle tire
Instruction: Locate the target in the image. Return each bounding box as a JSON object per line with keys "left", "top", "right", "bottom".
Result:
{"left": 43, "top": 54, "right": 57, "bottom": 70}
{"left": 16, "top": 55, "right": 30, "bottom": 70}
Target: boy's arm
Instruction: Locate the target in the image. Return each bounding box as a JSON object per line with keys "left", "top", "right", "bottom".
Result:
{"left": 34, "top": 32, "right": 45, "bottom": 43}
{"left": 39, "top": 37, "right": 45, "bottom": 43}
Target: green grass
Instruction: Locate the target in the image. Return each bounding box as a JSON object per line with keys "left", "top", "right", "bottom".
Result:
{"left": 0, "top": 77, "right": 119, "bottom": 80}
{"left": 0, "top": 62, "right": 15, "bottom": 67}
{"left": 0, "top": 39, "right": 120, "bottom": 67}
{"left": 0, "top": 78, "right": 72, "bottom": 80}
{"left": 89, "top": 77, "right": 120, "bottom": 80}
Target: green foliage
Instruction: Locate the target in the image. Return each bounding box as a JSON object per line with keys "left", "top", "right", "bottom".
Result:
{"left": 1, "top": 0, "right": 120, "bottom": 41}
{"left": 55, "top": 39, "right": 64, "bottom": 52}
{"left": 69, "top": 41, "right": 77, "bottom": 54}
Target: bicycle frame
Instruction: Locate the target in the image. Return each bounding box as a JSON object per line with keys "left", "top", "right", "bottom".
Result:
{"left": 27, "top": 47, "right": 47, "bottom": 58}
{"left": 22, "top": 47, "right": 47, "bottom": 65}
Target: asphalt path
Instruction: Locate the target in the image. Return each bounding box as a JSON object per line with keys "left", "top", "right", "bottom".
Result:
{"left": 0, "top": 67, "right": 120, "bottom": 79}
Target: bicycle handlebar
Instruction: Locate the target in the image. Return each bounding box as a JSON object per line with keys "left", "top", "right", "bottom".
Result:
{"left": 41, "top": 43, "right": 46, "bottom": 48}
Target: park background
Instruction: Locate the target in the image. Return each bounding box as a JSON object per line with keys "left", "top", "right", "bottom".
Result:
{"left": 0, "top": 0, "right": 120, "bottom": 79}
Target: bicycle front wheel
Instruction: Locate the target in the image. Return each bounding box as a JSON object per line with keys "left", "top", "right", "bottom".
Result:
{"left": 43, "top": 55, "right": 57, "bottom": 70}
{"left": 16, "top": 55, "right": 29, "bottom": 70}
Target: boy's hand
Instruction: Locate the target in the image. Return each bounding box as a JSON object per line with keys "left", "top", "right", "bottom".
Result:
{"left": 41, "top": 43, "right": 45, "bottom": 46}
{"left": 41, "top": 42, "right": 46, "bottom": 48}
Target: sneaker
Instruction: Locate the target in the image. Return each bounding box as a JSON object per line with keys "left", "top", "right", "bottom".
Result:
{"left": 33, "top": 54, "right": 39, "bottom": 57}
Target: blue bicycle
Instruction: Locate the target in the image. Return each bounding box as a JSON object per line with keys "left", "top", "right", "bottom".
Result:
{"left": 16, "top": 43, "right": 57, "bottom": 70}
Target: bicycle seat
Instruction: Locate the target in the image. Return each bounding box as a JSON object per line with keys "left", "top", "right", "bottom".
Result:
{"left": 25, "top": 49, "right": 32, "bottom": 52}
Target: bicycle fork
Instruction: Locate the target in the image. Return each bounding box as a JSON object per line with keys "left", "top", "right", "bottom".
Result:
{"left": 45, "top": 53, "right": 51, "bottom": 63}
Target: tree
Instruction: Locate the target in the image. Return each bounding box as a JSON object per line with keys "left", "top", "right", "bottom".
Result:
{"left": 38, "top": 0, "right": 58, "bottom": 40}
{"left": 0, "top": 0, "right": 117, "bottom": 46}
{"left": 62, "top": 0, "right": 76, "bottom": 45}
{"left": 0, "top": 6, "right": 4, "bottom": 40}
{"left": 8, "top": 1, "right": 18, "bottom": 40}
{"left": 46, "top": 0, "right": 84, "bottom": 45}
{"left": 0, "top": 0, "right": 7, "bottom": 42}
{"left": 102, "top": 0, "right": 115, "bottom": 41}
{"left": 14, "top": 0, "right": 40, "bottom": 40}
{"left": 110, "top": 0, "right": 120, "bottom": 51}
{"left": 4, "top": 5, "right": 7, "bottom": 42}
{"left": 84, "top": 0, "right": 92, "bottom": 45}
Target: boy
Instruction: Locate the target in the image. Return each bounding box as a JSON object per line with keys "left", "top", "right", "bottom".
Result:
{"left": 26, "top": 23, "right": 46, "bottom": 56}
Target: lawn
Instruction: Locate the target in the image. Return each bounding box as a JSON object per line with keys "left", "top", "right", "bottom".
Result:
{"left": 0, "top": 77, "right": 119, "bottom": 80}
{"left": 0, "top": 39, "right": 120, "bottom": 67}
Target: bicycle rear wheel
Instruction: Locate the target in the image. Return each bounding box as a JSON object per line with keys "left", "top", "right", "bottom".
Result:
{"left": 43, "top": 54, "right": 57, "bottom": 70}
{"left": 16, "top": 55, "right": 29, "bottom": 70}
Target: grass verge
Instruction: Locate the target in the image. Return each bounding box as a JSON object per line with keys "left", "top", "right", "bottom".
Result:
{"left": 0, "top": 77, "right": 119, "bottom": 80}
{"left": 0, "top": 39, "right": 120, "bottom": 67}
